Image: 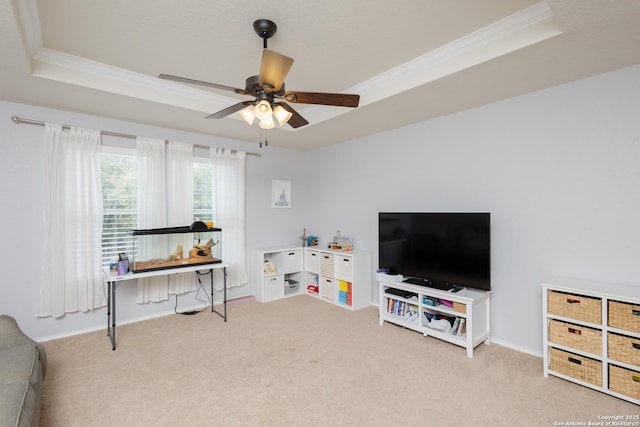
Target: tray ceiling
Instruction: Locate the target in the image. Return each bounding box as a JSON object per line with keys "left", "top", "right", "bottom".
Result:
{"left": 1, "top": 0, "right": 640, "bottom": 149}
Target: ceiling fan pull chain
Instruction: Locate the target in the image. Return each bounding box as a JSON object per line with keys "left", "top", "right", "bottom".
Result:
{"left": 258, "top": 126, "right": 268, "bottom": 148}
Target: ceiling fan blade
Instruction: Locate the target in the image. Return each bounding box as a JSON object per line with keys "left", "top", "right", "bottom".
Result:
{"left": 206, "top": 100, "right": 254, "bottom": 119}
{"left": 159, "top": 74, "right": 248, "bottom": 95}
{"left": 258, "top": 49, "right": 293, "bottom": 92}
{"left": 275, "top": 102, "right": 309, "bottom": 129}
{"left": 284, "top": 91, "right": 360, "bottom": 108}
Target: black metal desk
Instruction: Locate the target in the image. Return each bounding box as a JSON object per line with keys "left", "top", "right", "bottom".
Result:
{"left": 103, "top": 263, "right": 228, "bottom": 350}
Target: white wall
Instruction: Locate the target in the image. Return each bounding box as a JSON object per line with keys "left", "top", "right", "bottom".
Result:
{"left": 307, "top": 64, "right": 640, "bottom": 355}
{"left": 2, "top": 64, "right": 639, "bottom": 355}
{"left": 0, "top": 100, "right": 309, "bottom": 341}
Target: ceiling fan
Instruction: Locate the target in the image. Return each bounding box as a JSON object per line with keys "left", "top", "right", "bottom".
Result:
{"left": 159, "top": 19, "right": 360, "bottom": 133}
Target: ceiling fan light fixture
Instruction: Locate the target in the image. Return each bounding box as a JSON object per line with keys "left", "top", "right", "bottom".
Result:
{"left": 239, "top": 106, "right": 256, "bottom": 125}
{"left": 254, "top": 100, "right": 272, "bottom": 121}
{"left": 258, "top": 117, "right": 275, "bottom": 129}
{"left": 273, "top": 105, "right": 293, "bottom": 126}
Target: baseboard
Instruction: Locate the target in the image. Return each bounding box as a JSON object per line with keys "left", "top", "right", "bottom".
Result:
{"left": 40, "top": 294, "right": 255, "bottom": 343}
{"left": 483, "top": 338, "right": 542, "bottom": 358}
{"left": 370, "top": 300, "right": 542, "bottom": 358}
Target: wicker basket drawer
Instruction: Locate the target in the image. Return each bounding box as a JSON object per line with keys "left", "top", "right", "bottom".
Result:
{"left": 608, "top": 300, "right": 640, "bottom": 333}
{"left": 549, "top": 348, "right": 602, "bottom": 387}
{"left": 608, "top": 332, "right": 640, "bottom": 366}
{"left": 547, "top": 291, "right": 601, "bottom": 324}
{"left": 609, "top": 365, "right": 640, "bottom": 400}
{"left": 549, "top": 320, "right": 602, "bottom": 355}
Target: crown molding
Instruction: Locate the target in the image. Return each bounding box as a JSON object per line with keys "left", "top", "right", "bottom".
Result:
{"left": 13, "top": 1, "right": 561, "bottom": 131}
{"left": 10, "top": 0, "right": 42, "bottom": 56}
{"left": 302, "top": 1, "right": 562, "bottom": 124}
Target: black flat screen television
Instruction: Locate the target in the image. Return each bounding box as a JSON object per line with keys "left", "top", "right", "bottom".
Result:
{"left": 378, "top": 212, "right": 491, "bottom": 292}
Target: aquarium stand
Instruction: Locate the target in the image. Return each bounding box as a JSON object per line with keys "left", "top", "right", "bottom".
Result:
{"left": 103, "top": 262, "right": 228, "bottom": 350}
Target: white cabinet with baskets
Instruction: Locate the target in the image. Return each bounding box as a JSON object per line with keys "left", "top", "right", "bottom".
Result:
{"left": 542, "top": 277, "right": 640, "bottom": 404}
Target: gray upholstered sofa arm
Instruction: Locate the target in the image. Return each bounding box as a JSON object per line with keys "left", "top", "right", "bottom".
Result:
{"left": 0, "top": 315, "right": 47, "bottom": 427}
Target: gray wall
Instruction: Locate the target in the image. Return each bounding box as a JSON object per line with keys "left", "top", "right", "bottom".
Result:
{"left": 307, "top": 64, "right": 640, "bottom": 355}
{"left": 0, "top": 100, "right": 309, "bottom": 341}
{"left": 1, "top": 63, "right": 639, "bottom": 356}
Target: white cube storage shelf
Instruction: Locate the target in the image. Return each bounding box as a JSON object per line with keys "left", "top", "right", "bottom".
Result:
{"left": 252, "top": 245, "right": 371, "bottom": 310}
{"left": 252, "top": 246, "right": 304, "bottom": 303}
{"left": 303, "top": 247, "right": 371, "bottom": 310}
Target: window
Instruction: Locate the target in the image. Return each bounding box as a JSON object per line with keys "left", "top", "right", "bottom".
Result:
{"left": 101, "top": 148, "right": 137, "bottom": 267}
{"left": 100, "top": 149, "right": 214, "bottom": 267}
{"left": 193, "top": 159, "right": 212, "bottom": 224}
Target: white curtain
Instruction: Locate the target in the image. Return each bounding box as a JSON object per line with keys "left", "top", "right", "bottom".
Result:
{"left": 166, "top": 141, "right": 195, "bottom": 295}
{"left": 38, "top": 123, "right": 105, "bottom": 317}
{"left": 136, "top": 137, "right": 168, "bottom": 303}
{"left": 210, "top": 148, "right": 248, "bottom": 289}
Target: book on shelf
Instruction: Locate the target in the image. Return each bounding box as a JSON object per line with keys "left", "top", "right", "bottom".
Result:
{"left": 457, "top": 318, "right": 466, "bottom": 336}
{"left": 451, "top": 318, "right": 461, "bottom": 335}
{"left": 387, "top": 298, "right": 419, "bottom": 317}
{"left": 396, "top": 300, "right": 405, "bottom": 316}
{"left": 450, "top": 318, "right": 466, "bottom": 336}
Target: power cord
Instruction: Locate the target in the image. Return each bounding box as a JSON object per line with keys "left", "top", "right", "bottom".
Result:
{"left": 175, "top": 270, "right": 212, "bottom": 315}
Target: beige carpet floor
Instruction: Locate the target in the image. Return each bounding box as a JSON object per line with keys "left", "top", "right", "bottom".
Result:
{"left": 40, "top": 295, "right": 638, "bottom": 426}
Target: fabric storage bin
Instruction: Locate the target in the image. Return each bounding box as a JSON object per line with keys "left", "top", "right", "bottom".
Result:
{"left": 608, "top": 332, "right": 640, "bottom": 366}
{"left": 549, "top": 319, "right": 602, "bottom": 355}
{"left": 320, "top": 253, "right": 334, "bottom": 277}
{"left": 608, "top": 300, "right": 640, "bottom": 333}
{"left": 320, "top": 277, "right": 336, "bottom": 301}
{"left": 304, "top": 250, "right": 320, "bottom": 273}
{"left": 334, "top": 255, "right": 353, "bottom": 281}
{"left": 549, "top": 347, "right": 602, "bottom": 387}
{"left": 263, "top": 275, "right": 283, "bottom": 300}
{"left": 609, "top": 365, "right": 640, "bottom": 400}
{"left": 283, "top": 281, "right": 299, "bottom": 296}
{"left": 283, "top": 250, "right": 303, "bottom": 273}
{"left": 547, "top": 291, "right": 602, "bottom": 324}
{"left": 453, "top": 302, "right": 466, "bottom": 314}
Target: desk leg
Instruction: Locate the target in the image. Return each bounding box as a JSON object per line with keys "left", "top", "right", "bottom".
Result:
{"left": 107, "top": 281, "right": 117, "bottom": 350}
{"left": 210, "top": 269, "right": 214, "bottom": 313}
{"left": 211, "top": 267, "right": 227, "bottom": 322}
{"left": 223, "top": 267, "right": 227, "bottom": 322}
{"left": 107, "top": 281, "right": 111, "bottom": 337}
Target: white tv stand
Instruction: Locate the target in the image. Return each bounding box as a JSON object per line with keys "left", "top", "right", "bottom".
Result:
{"left": 378, "top": 276, "right": 491, "bottom": 358}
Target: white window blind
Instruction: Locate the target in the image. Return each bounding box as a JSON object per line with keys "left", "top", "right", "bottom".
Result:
{"left": 101, "top": 150, "right": 214, "bottom": 267}
{"left": 101, "top": 149, "right": 137, "bottom": 267}
{"left": 193, "top": 159, "right": 213, "bottom": 224}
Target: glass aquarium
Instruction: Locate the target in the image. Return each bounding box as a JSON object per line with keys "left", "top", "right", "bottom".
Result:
{"left": 130, "top": 224, "right": 222, "bottom": 273}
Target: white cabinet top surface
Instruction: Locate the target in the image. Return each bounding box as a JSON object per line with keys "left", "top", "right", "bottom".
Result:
{"left": 378, "top": 274, "right": 490, "bottom": 302}
{"left": 542, "top": 277, "right": 640, "bottom": 301}
{"left": 253, "top": 244, "right": 303, "bottom": 252}
{"left": 304, "top": 247, "right": 369, "bottom": 255}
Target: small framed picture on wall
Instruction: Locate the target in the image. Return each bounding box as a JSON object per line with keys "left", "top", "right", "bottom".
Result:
{"left": 272, "top": 180, "right": 291, "bottom": 208}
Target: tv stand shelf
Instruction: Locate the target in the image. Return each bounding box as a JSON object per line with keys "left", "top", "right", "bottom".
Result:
{"left": 378, "top": 277, "right": 491, "bottom": 358}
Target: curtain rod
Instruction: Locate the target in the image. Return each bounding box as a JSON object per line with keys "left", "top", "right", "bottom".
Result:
{"left": 10, "top": 115, "right": 262, "bottom": 157}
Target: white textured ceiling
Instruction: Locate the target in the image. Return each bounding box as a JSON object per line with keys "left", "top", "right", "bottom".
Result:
{"left": 1, "top": 0, "right": 640, "bottom": 149}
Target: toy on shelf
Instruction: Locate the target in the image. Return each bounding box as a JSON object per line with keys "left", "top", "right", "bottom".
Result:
{"left": 300, "top": 228, "right": 307, "bottom": 247}
{"left": 328, "top": 231, "right": 353, "bottom": 251}
{"left": 263, "top": 260, "right": 276, "bottom": 275}
{"left": 299, "top": 228, "right": 319, "bottom": 247}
